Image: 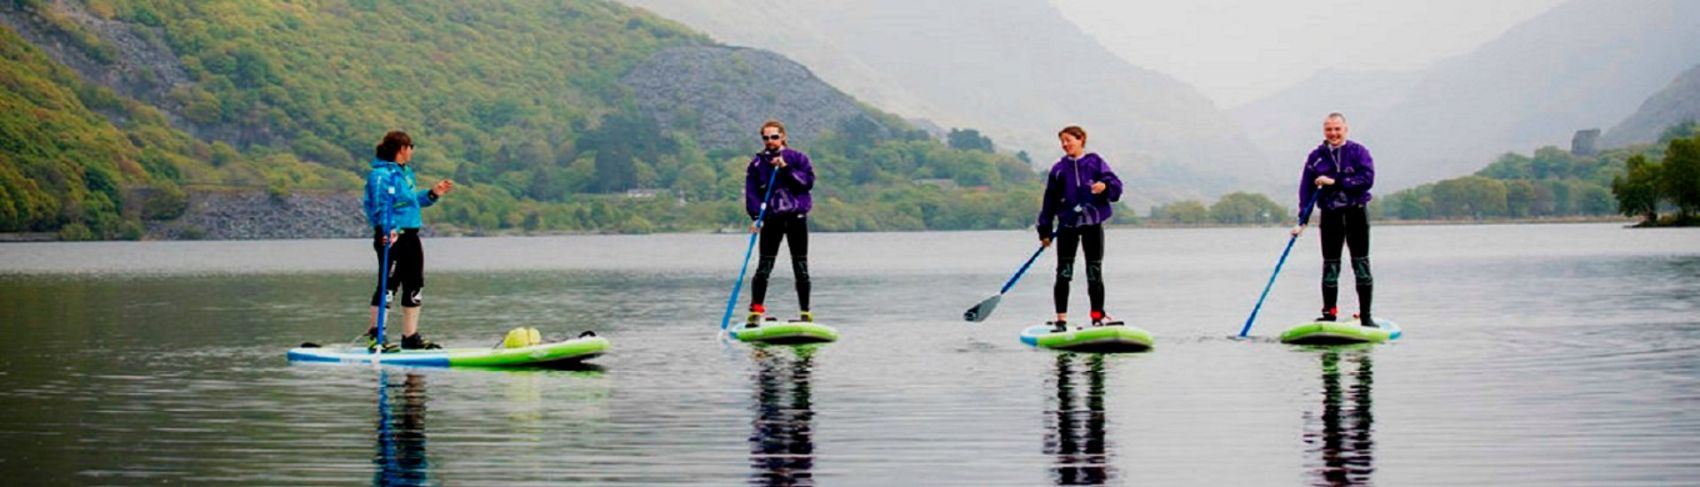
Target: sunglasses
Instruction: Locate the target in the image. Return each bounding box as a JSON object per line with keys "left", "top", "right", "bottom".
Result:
{"left": 762, "top": 134, "right": 783, "bottom": 141}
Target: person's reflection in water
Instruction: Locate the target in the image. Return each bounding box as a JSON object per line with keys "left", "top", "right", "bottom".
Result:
{"left": 374, "top": 371, "right": 430, "bottom": 486}
{"left": 749, "top": 346, "right": 816, "bottom": 486}
{"left": 1044, "top": 353, "right": 1112, "bottom": 485}
{"left": 1302, "top": 350, "right": 1375, "bottom": 486}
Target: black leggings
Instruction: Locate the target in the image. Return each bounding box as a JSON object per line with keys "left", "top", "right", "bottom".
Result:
{"left": 371, "top": 228, "right": 424, "bottom": 308}
{"left": 1053, "top": 224, "right": 1106, "bottom": 315}
{"left": 1318, "top": 206, "right": 1371, "bottom": 316}
{"left": 751, "top": 214, "right": 810, "bottom": 311}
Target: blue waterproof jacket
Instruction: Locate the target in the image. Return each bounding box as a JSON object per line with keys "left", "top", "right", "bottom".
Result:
{"left": 364, "top": 158, "right": 438, "bottom": 230}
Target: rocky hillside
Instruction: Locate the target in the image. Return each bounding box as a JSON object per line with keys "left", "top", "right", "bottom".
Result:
{"left": 622, "top": 45, "right": 895, "bottom": 151}
{"left": 146, "top": 189, "right": 366, "bottom": 240}
{"left": 0, "top": 1, "right": 193, "bottom": 121}
{"left": 2, "top": 0, "right": 1040, "bottom": 239}
{"left": 1603, "top": 64, "right": 1700, "bottom": 147}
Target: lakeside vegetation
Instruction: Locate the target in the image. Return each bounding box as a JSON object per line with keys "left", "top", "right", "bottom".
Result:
{"left": 1140, "top": 124, "right": 1700, "bottom": 227}
{"left": 1610, "top": 122, "right": 1700, "bottom": 226}
{"left": 1, "top": 0, "right": 1037, "bottom": 240}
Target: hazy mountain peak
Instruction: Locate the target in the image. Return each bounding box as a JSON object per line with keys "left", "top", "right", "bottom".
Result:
{"left": 622, "top": 0, "right": 1271, "bottom": 204}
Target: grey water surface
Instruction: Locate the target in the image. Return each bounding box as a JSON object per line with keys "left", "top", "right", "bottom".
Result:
{"left": 1, "top": 223, "right": 1697, "bottom": 485}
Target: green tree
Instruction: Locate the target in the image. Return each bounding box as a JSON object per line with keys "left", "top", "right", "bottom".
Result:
{"left": 1431, "top": 176, "right": 1508, "bottom": 219}
{"left": 1504, "top": 180, "right": 1537, "bottom": 218}
{"left": 1611, "top": 154, "right": 1662, "bottom": 222}
{"left": 1208, "top": 191, "right": 1285, "bottom": 224}
{"left": 672, "top": 163, "right": 717, "bottom": 202}
{"left": 1151, "top": 200, "right": 1209, "bottom": 224}
{"left": 946, "top": 128, "right": 994, "bottom": 152}
{"left": 1663, "top": 135, "right": 1700, "bottom": 218}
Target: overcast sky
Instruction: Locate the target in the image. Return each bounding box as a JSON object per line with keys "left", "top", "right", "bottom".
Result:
{"left": 1053, "top": 0, "right": 1568, "bottom": 108}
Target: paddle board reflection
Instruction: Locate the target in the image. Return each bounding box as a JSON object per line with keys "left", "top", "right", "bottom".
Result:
{"left": 1044, "top": 353, "right": 1113, "bottom": 485}
{"left": 1302, "top": 350, "right": 1375, "bottom": 486}
{"left": 374, "top": 371, "right": 430, "bottom": 486}
{"left": 748, "top": 346, "right": 817, "bottom": 486}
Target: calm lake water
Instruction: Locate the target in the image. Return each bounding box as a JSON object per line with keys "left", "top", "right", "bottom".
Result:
{"left": 2, "top": 223, "right": 1698, "bottom": 485}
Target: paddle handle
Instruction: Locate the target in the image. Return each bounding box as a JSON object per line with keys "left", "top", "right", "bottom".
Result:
{"left": 999, "top": 246, "right": 1046, "bottom": 295}
{"left": 1237, "top": 193, "right": 1318, "bottom": 337}
{"left": 720, "top": 162, "right": 783, "bottom": 330}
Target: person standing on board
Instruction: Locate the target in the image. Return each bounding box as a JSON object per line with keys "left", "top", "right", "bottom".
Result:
{"left": 1036, "top": 125, "right": 1124, "bottom": 332}
{"left": 364, "top": 131, "right": 455, "bottom": 349}
{"left": 1291, "top": 113, "right": 1377, "bottom": 328}
{"left": 744, "top": 120, "right": 817, "bottom": 326}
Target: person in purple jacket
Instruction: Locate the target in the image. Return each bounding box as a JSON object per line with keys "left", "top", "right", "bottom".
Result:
{"left": 744, "top": 120, "right": 817, "bottom": 326}
{"left": 1291, "top": 113, "right": 1377, "bottom": 328}
{"left": 1037, "top": 125, "right": 1124, "bottom": 332}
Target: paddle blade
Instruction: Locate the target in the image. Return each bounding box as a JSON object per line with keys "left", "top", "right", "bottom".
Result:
{"left": 963, "top": 295, "right": 1001, "bottom": 322}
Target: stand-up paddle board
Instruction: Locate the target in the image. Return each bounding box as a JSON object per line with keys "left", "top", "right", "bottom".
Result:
{"left": 1279, "top": 318, "right": 1401, "bottom": 345}
{"left": 728, "top": 319, "right": 838, "bottom": 345}
{"left": 1020, "top": 323, "right": 1153, "bottom": 353}
{"left": 288, "top": 334, "right": 608, "bottom": 367}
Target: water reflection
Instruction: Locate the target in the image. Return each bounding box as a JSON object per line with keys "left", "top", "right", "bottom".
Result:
{"left": 375, "top": 371, "right": 431, "bottom": 486}
{"left": 1301, "top": 350, "right": 1375, "bottom": 486}
{"left": 1044, "top": 353, "right": 1113, "bottom": 485}
{"left": 748, "top": 346, "right": 818, "bottom": 486}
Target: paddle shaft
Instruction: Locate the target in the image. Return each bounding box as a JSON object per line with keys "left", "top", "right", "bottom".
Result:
{"left": 1000, "top": 246, "right": 1046, "bottom": 295}
{"left": 374, "top": 186, "right": 395, "bottom": 351}
{"left": 1238, "top": 192, "right": 1318, "bottom": 337}
{"left": 720, "top": 158, "right": 784, "bottom": 330}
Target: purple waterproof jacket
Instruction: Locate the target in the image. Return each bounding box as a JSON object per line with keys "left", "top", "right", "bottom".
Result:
{"left": 1036, "top": 152, "right": 1124, "bottom": 240}
{"left": 745, "top": 148, "right": 815, "bottom": 219}
{"left": 1299, "top": 140, "right": 1375, "bottom": 212}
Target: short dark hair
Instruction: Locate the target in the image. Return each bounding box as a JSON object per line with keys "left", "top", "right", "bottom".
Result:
{"left": 1058, "top": 125, "right": 1087, "bottom": 145}
{"left": 375, "top": 131, "right": 412, "bottom": 162}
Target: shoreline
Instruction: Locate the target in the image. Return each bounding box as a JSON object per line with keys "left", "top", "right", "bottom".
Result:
{"left": 3, "top": 217, "right": 1662, "bottom": 243}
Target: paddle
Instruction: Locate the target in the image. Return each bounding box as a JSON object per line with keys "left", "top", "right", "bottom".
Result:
{"left": 963, "top": 245, "right": 1046, "bottom": 322}
{"left": 1237, "top": 190, "right": 1318, "bottom": 337}
{"left": 719, "top": 153, "right": 784, "bottom": 331}
{"left": 373, "top": 186, "right": 395, "bottom": 352}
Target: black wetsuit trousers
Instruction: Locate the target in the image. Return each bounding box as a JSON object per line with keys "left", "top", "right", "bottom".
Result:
{"left": 1318, "top": 206, "right": 1371, "bottom": 317}
{"left": 1053, "top": 224, "right": 1106, "bottom": 316}
{"left": 370, "top": 228, "right": 424, "bottom": 308}
{"left": 751, "top": 214, "right": 810, "bottom": 311}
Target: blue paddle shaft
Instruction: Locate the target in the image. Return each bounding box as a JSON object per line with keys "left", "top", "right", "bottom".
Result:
{"left": 720, "top": 159, "right": 784, "bottom": 330}
{"left": 1000, "top": 246, "right": 1046, "bottom": 294}
{"left": 1238, "top": 194, "right": 1318, "bottom": 337}
{"left": 374, "top": 187, "right": 394, "bottom": 351}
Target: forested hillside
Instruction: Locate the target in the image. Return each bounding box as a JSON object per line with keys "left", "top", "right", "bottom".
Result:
{"left": 0, "top": 0, "right": 1038, "bottom": 239}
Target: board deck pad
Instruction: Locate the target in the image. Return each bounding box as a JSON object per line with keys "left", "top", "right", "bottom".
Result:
{"left": 728, "top": 321, "right": 839, "bottom": 345}
{"left": 287, "top": 336, "right": 609, "bottom": 367}
{"left": 1279, "top": 318, "right": 1402, "bottom": 345}
{"left": 1020, "top": 323, "right": 1154, "bottom": 353}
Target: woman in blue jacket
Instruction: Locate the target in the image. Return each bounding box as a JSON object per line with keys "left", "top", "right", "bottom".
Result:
{"left": 744, "top": 120, "right": 817, "bottom": 326}
{"left": 364, "top": 131, "right": 454, "bottom": 349}
{"left": 1037, "top": 125, "right": 1124, "bottom": 331}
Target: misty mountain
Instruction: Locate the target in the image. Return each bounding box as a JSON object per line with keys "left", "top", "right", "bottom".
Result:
{"left": 620, "top": 0, "right": 1271, "bottom": 205}
{"left": 1603, "top": 63, "right": 1700, "bottom": 147}
{"left": 1233, "top": 0, "right": 1700, "bottom": 190}
{"left": 1231, "top": 69, "right": 1418, "bottom": 180}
